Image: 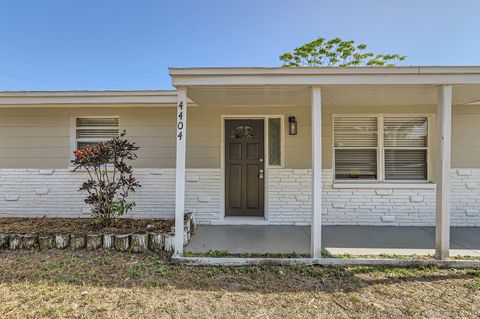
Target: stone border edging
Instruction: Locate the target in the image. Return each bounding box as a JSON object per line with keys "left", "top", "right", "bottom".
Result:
{"left": 0, "top": 213, "right": 196, "bottom": 253}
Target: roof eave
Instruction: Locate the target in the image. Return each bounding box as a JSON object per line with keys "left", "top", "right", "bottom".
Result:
{"left": 169, "top": 66, "right": 480, "bottom": 87}
{"left": 0, "top": 90, "right": 186, "bottom": 106}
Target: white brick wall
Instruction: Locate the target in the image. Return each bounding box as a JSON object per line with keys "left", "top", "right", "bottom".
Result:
{"left": 267, "top": 168, "right": 313, "bottom": 225}
{"left": 1, "top": 167, "right": 480, "bottom": 226}
{"left": 185, "top": 169, "right": 222, "bottom": 223}
{"left": 451, "top": 169, "right": 480, "bottom": 226}
{"left": 267, "top": 168, "right": 480, "bottom": 226}
{"left": 0, "top": 168, "right": 222, "bottom": 223}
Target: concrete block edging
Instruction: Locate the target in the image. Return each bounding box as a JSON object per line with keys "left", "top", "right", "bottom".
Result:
{"left": 172, "top": 256, "right": 480, "bottom": 268}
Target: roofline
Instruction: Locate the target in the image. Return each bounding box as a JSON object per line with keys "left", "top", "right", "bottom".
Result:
{"left": 0, "top": 89, "right": 177, "bottom": 97}
{"left": 0, "top": 90, "right": 183, "bottom": 106}
{"left": 169, "top": 66, "right": 480, "bottom": 75}
{"left": 169, "top": 66, "right": 480, "bottom": 86}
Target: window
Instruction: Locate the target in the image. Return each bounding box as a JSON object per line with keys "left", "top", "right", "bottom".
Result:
{"left": 268, "top": 118, "right": 281, "bottom": 166}
{"left": 334, "top": 117, "right": 378, "bottom": 179}
{"left": 74, "top": 117, "right": 119, "bottom": 150}
{"left": 334, "top": 115, "right": 429, "bottom": 182}
{"left": 230, "top": 125, "right": 256, "bottom": 139}
{"left": 384, "top": 117, "right": 428, "bottom": 180}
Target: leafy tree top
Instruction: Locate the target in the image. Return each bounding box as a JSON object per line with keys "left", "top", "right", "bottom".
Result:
{"left": 279, "top": 37, "right": 406, "bottom": 67}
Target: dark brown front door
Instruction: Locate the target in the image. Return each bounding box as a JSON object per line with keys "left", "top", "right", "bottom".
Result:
{"left": 225, "top": 119, "right": 265, "bottom": 217}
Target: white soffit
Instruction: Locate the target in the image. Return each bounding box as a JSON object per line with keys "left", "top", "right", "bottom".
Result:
{"left": 185, "top": 84, "right": 480, "bottom": 107}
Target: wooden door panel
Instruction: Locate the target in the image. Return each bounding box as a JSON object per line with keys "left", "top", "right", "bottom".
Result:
{"left": 246, "top": 143, "right": 259, "bottom": 160}
{"left": 246, "top": 164, "right": 259, "bottom": 209}
{"left": 228, "top": 164, "right": 242, "bottom": 208}
{"left": 225, "top": 119, "right": 264, "bottom": 217}
{"left": 229, "top": 143, "right": 242, "bottom": 160}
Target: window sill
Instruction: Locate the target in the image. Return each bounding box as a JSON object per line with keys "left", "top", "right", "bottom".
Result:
{"left": 332, "top": 182, "right": 436, "bottom": 189}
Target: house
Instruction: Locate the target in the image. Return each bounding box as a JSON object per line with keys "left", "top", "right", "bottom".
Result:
{"left": 1, "top": 66, "right": 480, "bottom": 260}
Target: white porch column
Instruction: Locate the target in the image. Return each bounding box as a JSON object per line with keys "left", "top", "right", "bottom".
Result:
{"left": 436, "top": 85, "right": 452, "bottom": 260}
{"left": 311, "top": 86, "right": 322, "bottom": 258}
{"left": 174, "top": 86, "right": 187, "bottom": 256}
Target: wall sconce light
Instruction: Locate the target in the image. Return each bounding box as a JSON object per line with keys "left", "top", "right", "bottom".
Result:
{"left": 288, "top": 116, "right": 297, "bottom": 135}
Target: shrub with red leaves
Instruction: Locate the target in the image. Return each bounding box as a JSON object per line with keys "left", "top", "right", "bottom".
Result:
{"left": 72, "top": 131, "right": 141, "bottom": 226}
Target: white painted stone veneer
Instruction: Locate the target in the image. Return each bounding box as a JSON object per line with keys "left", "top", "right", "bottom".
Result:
{"left": 267, "top": 168, "right": 480, "bottom": 227}
{"left": 0, "top": 168, "right": 222, "bottom": 224}
{"left": 1, "top": 168, "right": 479, "bottom": 226}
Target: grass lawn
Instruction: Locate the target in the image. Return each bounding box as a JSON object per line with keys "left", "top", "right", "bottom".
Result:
{"left": 0, "top": 250, "right": 479, "bottom": 318}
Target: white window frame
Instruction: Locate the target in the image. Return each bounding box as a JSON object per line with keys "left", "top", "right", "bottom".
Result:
{"left": 332, "top": 114, "right": 433, "bottom": 184}
{"left": 69, "top": 116, "right": 120, "bottom": 162}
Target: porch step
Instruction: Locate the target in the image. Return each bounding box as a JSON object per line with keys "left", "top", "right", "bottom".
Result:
{"left": 211, "top": 217, "right": 271, "bottom": 226}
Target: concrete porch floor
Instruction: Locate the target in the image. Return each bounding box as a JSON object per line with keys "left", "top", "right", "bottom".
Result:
{"left": 186, "top": 225, "right": 480, "bottom": 257}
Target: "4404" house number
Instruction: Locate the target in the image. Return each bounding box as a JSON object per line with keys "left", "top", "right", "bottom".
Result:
{"left": 177, "top": 101, "right": 184, "bottom": 140}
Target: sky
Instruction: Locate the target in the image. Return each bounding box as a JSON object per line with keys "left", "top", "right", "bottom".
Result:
{"left": 0, "top": 0, "right": 479, "bottom": 91}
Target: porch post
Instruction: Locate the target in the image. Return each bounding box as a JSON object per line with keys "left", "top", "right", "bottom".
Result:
{"left": 311, "top": 86, "right": 322, "bottom": 258}
{"left": 174, "top": 86, "right": 187, "bottom": 256}
{"left": 436, "top": 85, "right": 452, "bottom": 260}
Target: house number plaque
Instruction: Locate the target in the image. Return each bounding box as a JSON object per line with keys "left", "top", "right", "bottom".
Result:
{"left": 177, "top": 101, "right": 184, "bottom": 140}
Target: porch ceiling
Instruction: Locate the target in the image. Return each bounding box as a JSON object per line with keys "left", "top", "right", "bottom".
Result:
{"left": 185, "top": 84, "right": 480, "bottom": 107}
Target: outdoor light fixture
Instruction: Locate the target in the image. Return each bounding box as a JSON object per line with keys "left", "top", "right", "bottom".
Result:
{"left": 288, "top": 116, "right": 297, "bottom": 135}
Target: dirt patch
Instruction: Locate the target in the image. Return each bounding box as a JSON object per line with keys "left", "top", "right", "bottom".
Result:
{"left": 0, "top": 250, "right": 479, "bottom": 318}
{"left": 0, "top": 217, "right": 174, "bottom": 235}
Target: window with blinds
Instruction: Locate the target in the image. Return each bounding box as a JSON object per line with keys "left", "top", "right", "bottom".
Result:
{"left": 384, "top": 117, "right": 428, "bottom": 180}
{"left": 75, "top": 117, "right": 119, "bottom": 150}
{"left": 334, "top": 117, "right": 378, "bottom": 179}
{"left": 334, "top": 115, "right": 429, "bottom": 182}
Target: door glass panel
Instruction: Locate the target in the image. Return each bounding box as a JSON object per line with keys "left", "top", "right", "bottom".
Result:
{"left": 230, "top": 125, "right": 256, "bottom": 139}
{"left": 268, "top": 118, "right": 281, "bottom": 165}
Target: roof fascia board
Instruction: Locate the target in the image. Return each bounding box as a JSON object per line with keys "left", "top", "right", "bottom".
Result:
{"left": 169, "top": 66, "right": 480, "bottom": 75}
{"left": 172, "top": 74, "right": 480, "bottom": 86}
{"left": 170, "top": 66, "right": 480, "bottom": 86}
{"left": 0, "top": 90, "right": 188, "bottom": 106}
{"left": 0, "top": 90, "right": 177, "bottom": 97}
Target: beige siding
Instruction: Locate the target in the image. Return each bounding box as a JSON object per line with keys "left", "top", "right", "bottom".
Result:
{"left": 0, "top": 107, "right": 176, "bottom": 168}
{"left": 186, "top": 105, "right": 311, "bottom": 168}
{"left": 452, "top": 105, "right": 480, "bottom": 168}
{"left": 0, "top": 103, "right": 477, "bottom": 169}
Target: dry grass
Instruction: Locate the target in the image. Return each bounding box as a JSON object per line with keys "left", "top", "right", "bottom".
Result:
{"left": 0, "top": 250, "right": 479, "bottom": 318}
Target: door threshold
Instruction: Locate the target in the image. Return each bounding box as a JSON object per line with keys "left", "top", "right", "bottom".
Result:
{"left": 212, "top": 217, "right": 270, "bottom": 225}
